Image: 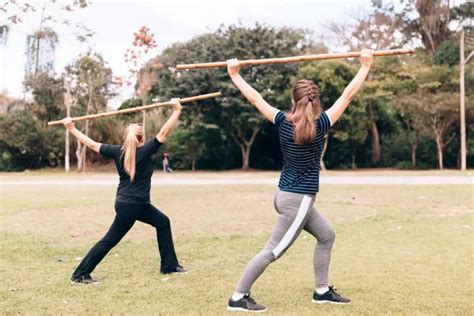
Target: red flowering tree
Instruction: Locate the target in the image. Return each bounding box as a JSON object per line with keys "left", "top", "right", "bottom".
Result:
{"left": 118, "top": 26, "right": 158, "bottom": 138}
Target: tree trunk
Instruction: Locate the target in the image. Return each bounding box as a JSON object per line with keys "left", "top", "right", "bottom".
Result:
{"left": 33, "top": 0, "right": 47, "bottom": 77}
{"left": 436, "top": 137, "right": 444, "bottom": 170}
{"left": 65, "top": 129, "right": 70, "bottom": 172}
{"left": 228, "top": 124, "right": 262, "bottom": 171}
{"left": 411, "top": 143, "right": 417, "bottom": 169}
{"left": 65, "top": 88, "right": 71, "bottom": 172}
{"left": 351, "top": 149, "right": 356, "bottom": 169}
{"left": 81, "top": 120, "right": 89, "bottom": 172}
{"left": 75, "top": 140, "right": 84, "bottom": 171}
{"left": 192, "top": 160, "right": 196, "bottom": 171}
{"left": 242, "top": 145, "right": 250, "bottom": 171}
{"left": 242, "top": 147, "right": 250, "bottom": 170}
{"left": 34, "top": 34, "right": 41, "bottom": 76}
{"left": 370, "top": 120, "right": 381, "bottom": 164}
{"left": 320, "top": 137, "right": 328, "bottom": 170}
{"left": 368, "top": 105, "right": 381, "bottom": 165}
{"left": 80, "top": 79, "right": 94, "bottom": 172}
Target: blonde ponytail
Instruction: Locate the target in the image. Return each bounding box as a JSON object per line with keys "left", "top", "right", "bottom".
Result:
{"left": 122, "top": 128, "right": 139, "bottom": 181}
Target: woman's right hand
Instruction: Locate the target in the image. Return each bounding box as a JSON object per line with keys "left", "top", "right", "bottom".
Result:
{"left": 169, "top": 98, "right": 182, "bottom": 112}
{"left": 62, "top": 117, "right": 75, "bottom": 130}
{"left": 360, "top": 49, "right": 374, "bottom": 68}
{"left": 227, "top": 58, "right": 241, "bottom": 76}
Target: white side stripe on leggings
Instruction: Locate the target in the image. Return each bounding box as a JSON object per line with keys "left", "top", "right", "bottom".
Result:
{"left": 272, "top": 195, "right": 312, "bottom": 258}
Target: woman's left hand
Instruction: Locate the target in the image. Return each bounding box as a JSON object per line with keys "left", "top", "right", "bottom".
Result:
{"left": 169, "top": 98, "right": 182, "bottom": 112}
{"left": 360, "top": 49, "right": 374, "bottom": 68}
{"left": 227, "top": 58, "right": 241, "bottom": 76}
{"left": 62, "top": 117, "right": 75, "bottom": 129}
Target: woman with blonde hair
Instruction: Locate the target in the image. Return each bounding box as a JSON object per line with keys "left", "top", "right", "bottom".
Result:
{"left": 65, "top": 98, "right": 188, "bottom": 284}
{"left": 226, "top": 50, "right": 374, "bottom": 312}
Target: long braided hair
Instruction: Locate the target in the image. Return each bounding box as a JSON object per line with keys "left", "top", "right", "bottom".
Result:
{"left": 286, "top": 79, "right": 321, "bottom": 145}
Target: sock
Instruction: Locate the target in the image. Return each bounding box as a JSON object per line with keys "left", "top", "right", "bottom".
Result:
{"left": 231, "top": 292, "right": 245, "bottom": 301}
{"left": 316, "top": 286, "right": 329, "bottom": 294}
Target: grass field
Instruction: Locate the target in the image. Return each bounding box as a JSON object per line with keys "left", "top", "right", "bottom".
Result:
{"left": 1, "top": 167, "right": 472, "bottom": 178}
{"left": 1, "top": 172, "right": 473, "bottom": 315}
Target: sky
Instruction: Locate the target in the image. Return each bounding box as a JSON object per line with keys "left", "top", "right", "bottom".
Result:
{"left": 0, "top": 0, "right": 403, "bottom": 107}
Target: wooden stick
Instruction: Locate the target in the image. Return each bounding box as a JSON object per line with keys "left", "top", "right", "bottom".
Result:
{"left": 176, "top": 48, "right": 415, "bottom": 70}
{"left": 48, "top": 91, "right": 222, "bottom": 126}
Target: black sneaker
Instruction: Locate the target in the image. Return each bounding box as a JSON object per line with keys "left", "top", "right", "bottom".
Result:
{"left": 160, "top": 265, "right": 189, "bottom": 275}
{"left": 71, "top": 274, "right": 99, "bottom": 285}
{"left": 312, "top": 286, "right": 351, "bottom": 305}
{"left": 227, "top": 293, "right": 267, "bottom": 313}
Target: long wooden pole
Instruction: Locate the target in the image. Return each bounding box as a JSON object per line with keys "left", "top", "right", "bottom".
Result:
{"left": 176, "top": 48, "right": 415, "bottom": 70}
{"left": 48, "top": 91, "right": 222, "bottom": 126}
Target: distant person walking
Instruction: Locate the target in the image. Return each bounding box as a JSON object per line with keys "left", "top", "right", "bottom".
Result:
{"left": 163, "top": 152, "right": 173, "bottom": 173}
{"left": 63, "top": 98, "right": 188, "bottom": 284}
{"left": 225, "top": 50, "right": 374, "bottom": 312}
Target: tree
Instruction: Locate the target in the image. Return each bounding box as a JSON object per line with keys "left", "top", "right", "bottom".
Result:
{"left": 24, "top": 71, "right": 64, "bottom": 122}
{"left": 0, "top": 25, "right": 8, "bottom": 45}
{"left": 434, "top": 40, "right": 461, "bottom": 66}
{"left": 122, "top": 26, "right": 159, "bottom": 139}
{"left": 407, "top": 0, "right": 453, "bottom": 55}
{"left": 117, "top": 98, "right": 143, "bottom": 122}
{"left": 0, "top": 1, "right": 35, "bottom": 47}
{"left": 25, "top": 27, "right": 58, "bottom": 78}
{"left": 1, "top": 0, "right": 92, "bottom": 80}
{"left": 396, "top": 55, "right": 459, "bottom": 169}
{"left": 1, "top": 0, "right": 92, "bottom": 40}
{"left": 395, "top": 92, "right": 427, "bottom": 168}
{"left": 458, "top": 28, "right": 474, "bottom": 170}
{"left": 373, "top": 0, "right": 473, "bottom": 55}
{"left": 327, "top": 9, "right": 404, "bottom": 165}
{"left": 427, "top": 93, "right": 459, "bottom": 169}
{"left": 150, "top": 24, "right": 314, "bottom": 170}
{"left": 65, "top": 52, "right": 115, "bottom": 171}
{"left": 327, "top": 9, "right": 403, "bottom": 51}
{"left": 13, "top": 71, "right": 66, "bottom": 169}
{"left": 0, "top": 108, "right": 64, "bottom": 170}
{"left": 166, "top": 122, "right": 220, "bottom": 171}
{"left": 359, "top": 56, "right": 412, "bottom": 165}
{"left": 1, "top": 0, "right": 95, "bottom": 172}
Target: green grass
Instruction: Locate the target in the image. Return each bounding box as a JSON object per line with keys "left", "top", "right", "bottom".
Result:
{"left": 1, "top": 182, "right": 473, "bottom": 315}
{"left": 1, "top": 168, "right": 473, "bottom": 179}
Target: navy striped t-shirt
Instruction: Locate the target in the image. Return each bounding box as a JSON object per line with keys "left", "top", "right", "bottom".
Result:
{"left": 273, "top": 110, "right": 332, "bottom": 195}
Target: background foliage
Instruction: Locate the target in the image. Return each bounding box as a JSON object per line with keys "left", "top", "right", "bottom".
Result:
{"left": 0, "top": 0, "right": 472, "bottom": 171}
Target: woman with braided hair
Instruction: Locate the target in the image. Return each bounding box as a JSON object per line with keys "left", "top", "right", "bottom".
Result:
{"left": 225, "top": 49, "right": 374, "bottom": 312}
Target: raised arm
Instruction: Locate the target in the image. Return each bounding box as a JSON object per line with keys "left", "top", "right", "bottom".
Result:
{"left": 156, "top": 98, "right": 182, "bottom": 143}
{"left": 227, "top": 58, "right": 279, "bottom": 122}
{"left": 326, "top": 49, "right": 374, "bottom": 125}
{"left": 63, "top": 117, "right": 101, "bottom": 153}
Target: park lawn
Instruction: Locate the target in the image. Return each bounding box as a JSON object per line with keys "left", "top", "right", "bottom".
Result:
{"left": 0, "top": 183, "right": 473, "bottom": 315}
{"left": 0, "top": 168, "right": 473, "bottom": 179}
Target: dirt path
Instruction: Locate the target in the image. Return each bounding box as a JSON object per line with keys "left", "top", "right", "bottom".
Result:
{"left": 1, "top": 175, "right": 472, "bottom": 186}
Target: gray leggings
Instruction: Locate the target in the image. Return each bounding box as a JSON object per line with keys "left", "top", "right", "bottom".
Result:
{"left": 235, "top": 190, "right": 336, "bottom": 294}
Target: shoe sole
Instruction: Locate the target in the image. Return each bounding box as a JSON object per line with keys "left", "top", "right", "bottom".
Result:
{"left": 70, "top": 281, "right": 100, "bottom": 285}
{"left": 312, "top": 299, "right": 350, "bottom": 305}
{"left": 161, "top": 270, "right": 190, "bottom": 275}
{"left": 227, "top": 306, "right": 267, "bottom": 313}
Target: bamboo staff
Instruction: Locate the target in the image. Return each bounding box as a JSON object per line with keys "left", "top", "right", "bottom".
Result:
{"left": 48, "top": 91, "right": 222, "bottom": 126}
{"left": 176, "top": 48, "right": 415, "bottom": 70}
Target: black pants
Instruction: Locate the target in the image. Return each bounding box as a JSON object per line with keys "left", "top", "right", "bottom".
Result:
{"left": 72, "top": 201, "right": 179, "bottom": 279}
